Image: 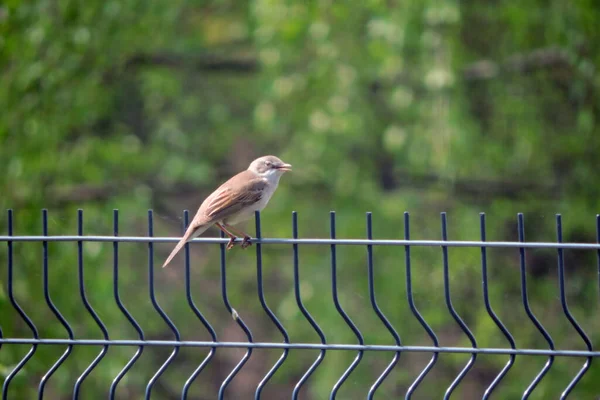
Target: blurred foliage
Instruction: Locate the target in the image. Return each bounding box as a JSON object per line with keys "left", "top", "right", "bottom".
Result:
{"left": 1, "top": 0, "right": 600, "bottom": 399}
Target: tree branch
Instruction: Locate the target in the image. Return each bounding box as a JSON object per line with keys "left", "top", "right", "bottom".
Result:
{"left": 15, "top": 171, "right": 561, "bottom": 210}
{"left": 391, "top": 169, "right": 561, "bottom": 200}
{"left": 116, "top": 45, "right": 588, "bottom": 88}
{"left": 124, "top": 53, "right": 258, "bottom": 73}
{"left": 12, "top": 181, "right": 201, "bottom": 208}
{"left": 462, "top": 46, "right": 574, "bottom": 81}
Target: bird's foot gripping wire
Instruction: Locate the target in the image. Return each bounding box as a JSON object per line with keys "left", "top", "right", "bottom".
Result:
{"left": 226, "top": 236, "right": 237, "bottom": 250}
{"left": 241, "top": 236, "right": 252, "bottom": 249}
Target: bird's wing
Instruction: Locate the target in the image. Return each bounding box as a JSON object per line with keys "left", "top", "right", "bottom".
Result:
{"left": 203, "top": 172, "right": 267, "bottom": 221}
{"left": 162, "top": 170, "right": 266, "bottom": 269}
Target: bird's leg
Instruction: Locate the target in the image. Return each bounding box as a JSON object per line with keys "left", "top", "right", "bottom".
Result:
{"left": 216, "top": 223, "right": 238, "bottom": 250}
{"left": 223, "top": 223, "right": 252, "bottom": 249}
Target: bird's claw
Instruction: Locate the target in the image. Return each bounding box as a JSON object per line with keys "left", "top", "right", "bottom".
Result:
{"left": 226, "top": 237, "right": 237, "bottom": 250}
{"left": 226, "top": 236, "right": 251, "bottom": 249}
{"left": 241, "top": 236, "right": 252, "bottom": 249}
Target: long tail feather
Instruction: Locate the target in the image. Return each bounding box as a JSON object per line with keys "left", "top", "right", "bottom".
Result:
{"left": 162, "top": 223, "right": 210, "bottom": 268}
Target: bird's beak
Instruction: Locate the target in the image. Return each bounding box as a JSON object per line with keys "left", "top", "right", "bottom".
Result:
{"left": 276, "top": 163, "right": 292, "bottom": 172}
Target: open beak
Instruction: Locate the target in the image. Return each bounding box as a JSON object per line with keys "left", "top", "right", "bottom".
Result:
{"left": 276, "top": 163, "right": 292, "bottom": 172}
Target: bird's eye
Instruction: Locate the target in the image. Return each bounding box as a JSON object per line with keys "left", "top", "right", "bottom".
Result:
{"left": 265, "top": 161, "right": 272, "bottom": 167}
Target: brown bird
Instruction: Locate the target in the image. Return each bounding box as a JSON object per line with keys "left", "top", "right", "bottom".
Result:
{"left": 162, "top": 155, "right": 292, "bottom": 268}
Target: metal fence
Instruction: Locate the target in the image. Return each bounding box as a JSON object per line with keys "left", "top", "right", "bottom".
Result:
{"left": 0, "top": 209, "right": 599, "bottom": 399}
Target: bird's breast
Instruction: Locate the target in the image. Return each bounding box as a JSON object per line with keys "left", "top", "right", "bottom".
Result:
{"left": 224, "top": 181, "right": 278, "bottom": 225}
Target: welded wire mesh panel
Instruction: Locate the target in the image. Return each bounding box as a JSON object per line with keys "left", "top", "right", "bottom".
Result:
{"left": 0, "top": 209, "right": 599, "bottom": 399}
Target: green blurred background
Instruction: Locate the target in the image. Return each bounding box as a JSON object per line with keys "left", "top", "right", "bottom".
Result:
{"left": 1, "top": 0, "right": 600, "bottom": 399}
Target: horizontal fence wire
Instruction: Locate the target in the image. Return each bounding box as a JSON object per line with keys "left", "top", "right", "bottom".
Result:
{"left": 3, "top": 235, "right": 600, "bottom": 249}
{"left": 0, "top": 209, "right": 599, "bottom": 400}
{"left": 1, "top": 339, "right": 599, "bottom": 356}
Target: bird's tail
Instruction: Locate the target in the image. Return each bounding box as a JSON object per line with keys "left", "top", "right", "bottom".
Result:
{"left": 162, "top": 223, "right": 210, "bottom": 268}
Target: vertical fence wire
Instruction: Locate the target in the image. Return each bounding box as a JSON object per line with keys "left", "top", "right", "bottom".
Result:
{"left": 181, "top": 210, "right": 217, "bottom": 400}
{"left": 73, "top": 210, "right": 110, "bottom": 399}
{"left": 555, "top": 215, "right": 593, "bottom": 399}
{"left": 479, "top": 213, "right": 516, "bottom": 399}
{"left": 403, "top": 212, "right": 439, "bottom": 399}
{"left": 145, "top": 210, "right": 180, "bottom": 400}
{"left": 109, "top": 209, "right": 145, "bottom": 399}
{"left": 597, "top": 215, "right": 600, "bottom": 306}
{"left": 517, "top": 213, "right": 555, "bottom": 399}
{"left": 38, "top": 209, "right": 74, "bottom": 400}
{"left": 440, "top": 213, "right": 477, "bottom": 400}
{"left": 291, "top": 211, "right": 327, "bottom": 400}
{"left": 2, "top": 210, "right": 39, "bottom": 400}
{"left": 366, "top": 212, "right": 401, "bottom": 399}
{"left": 218, "top": 229, "right": 253, "bottom": 400}
{"left": 254, "top": 212, "right": 290, "bottom": 399}
{"left": 0, "top": 300, "right": 1, "bottom": 378}
{"left": 329, "top": 211, "right": 364, "bottom": 400}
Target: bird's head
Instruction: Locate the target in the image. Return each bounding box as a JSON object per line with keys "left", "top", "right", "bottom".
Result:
{"left": 248, "top": 155, "right": 292, "bottom": 177}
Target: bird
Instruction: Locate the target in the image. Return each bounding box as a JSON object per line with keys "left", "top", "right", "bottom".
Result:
{"left": 161, "top": 155, "right": 292, "bottom": 268}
